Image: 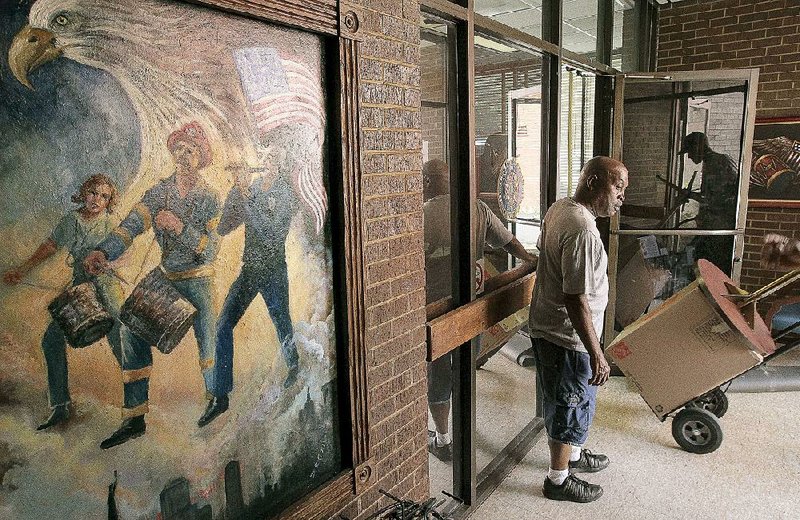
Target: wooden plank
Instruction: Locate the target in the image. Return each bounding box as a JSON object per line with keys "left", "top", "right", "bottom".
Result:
{"left": 427, "top": 273, "right": 536, "bottom": 361}
{"left": 339, "top": 39, "right": 373, "bottom": 492}
{"left": 275, "top": 472, "right": 353, "bottom": 519}
{"left": 425, "top": 262, "right": 536, "bottom": 321}
{"left": 191, "top": 0, "right": 338, "bottom": 35}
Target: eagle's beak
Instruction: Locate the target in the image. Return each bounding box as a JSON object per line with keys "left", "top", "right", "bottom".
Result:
{"left": 9, "top": 25, "right": 62, "bottom": 90}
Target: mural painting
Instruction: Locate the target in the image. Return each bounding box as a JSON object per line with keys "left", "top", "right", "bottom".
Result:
{"left": 0, "top": 0, "right": 342, "bottom": 517}
{"left": 750, "top": 118, "right": 800, "bottom": 203}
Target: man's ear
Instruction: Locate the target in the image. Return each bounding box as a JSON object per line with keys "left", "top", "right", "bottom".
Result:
{"left": 586, "top": 175, "right": 596, "bottom": 190}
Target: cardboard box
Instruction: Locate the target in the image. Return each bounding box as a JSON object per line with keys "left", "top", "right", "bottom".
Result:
{"left": 615, "top": 248, "right": 671, "bottom": 328}
{"left": 606, "top": 280, "right": 764, "bottom": 420}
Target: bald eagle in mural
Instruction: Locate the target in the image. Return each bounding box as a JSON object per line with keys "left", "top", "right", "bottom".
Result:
{"left": 9, "top": 0, "right": 328, "bottom": 232}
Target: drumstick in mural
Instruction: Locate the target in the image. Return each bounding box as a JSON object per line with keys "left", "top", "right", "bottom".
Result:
{"left": 198, "top": 123, "right": 318, "bottom": 428}
{"left": 84, "top": 122, "right": 222, "bottom": 450}
{"left": 2, "top": 174, "right": 123, "bottom": 431}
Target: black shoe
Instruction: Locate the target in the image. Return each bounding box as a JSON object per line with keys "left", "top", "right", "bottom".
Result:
{"left": 197, "top": 395, "right": 229, "bottom": 427}
{"left": 37, "top": 404, "right": 71, "bottom": 431}
{"left": 427, "top": 435, "right": 452, "bottom": 462}
{"left": 100, "top": 416, "right": 146, "bottom": 449}
{"left": 569, "top": 448, "right": 610, "bottom": 473}
{"left": 542, "top": 474, "right": 603, "bottom": 503}
{"left": 283, "top": 367, "right": 299, "bottom": 389}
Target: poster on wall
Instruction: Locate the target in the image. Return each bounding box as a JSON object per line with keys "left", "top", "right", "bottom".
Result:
{"left": 0, "top": 1, "right": 342, "bottom": 518}
{"left": 749, "top": 117, "right": 800, "bottom": 207}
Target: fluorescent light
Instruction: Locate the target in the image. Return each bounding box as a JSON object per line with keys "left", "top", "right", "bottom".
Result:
{"left": 475, "top": 35, "right": 517, "bottom": 53}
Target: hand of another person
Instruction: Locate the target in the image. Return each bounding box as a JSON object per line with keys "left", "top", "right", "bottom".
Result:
{"left": 588, "top": 352, "right": 610, "bottom": 386}
{"left": 2, "top": 268, "right": 24, "bottom": 286}
{"left": 84, "top": 250, "right": 110, "bottom": 275}
{"left": 155, "top": 210, "right": 185, "bottom": 234}
{"left": 761, "top": 233, "right": 800, "bottom": 270}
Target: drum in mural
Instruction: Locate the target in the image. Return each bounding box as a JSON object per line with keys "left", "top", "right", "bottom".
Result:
{"left": 497, "top": 157, "right": 524, "bottom": 220}
{"left": 120, "top": 268, "right": 197, "bottom": 354}
{"left": 48, "top": 281, "right": 115, "bottom": 347}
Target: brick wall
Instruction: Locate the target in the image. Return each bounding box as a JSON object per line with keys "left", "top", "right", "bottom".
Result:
{"left": 657, "top": 0, "right": 800, "bottom": 296}
{"left": 335, "top": 0, "right": 429, "bottom": 517}
{"left": 421, "top": 41, "right": 446, "bottom": 161}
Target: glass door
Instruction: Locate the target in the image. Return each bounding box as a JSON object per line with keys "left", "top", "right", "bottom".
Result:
{"left": 605, "top": 70, "right": 760, "bottom": 347}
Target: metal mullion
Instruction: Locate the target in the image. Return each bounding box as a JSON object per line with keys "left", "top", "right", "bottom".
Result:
{"left": 593, "top": 75, "right": 613, "bottom": 157}
{"left": 597, "top": 0, "right": 614, "bottom": 66}
{"left": 542, "top": 0, "right": 561, "bottom": 209}
{"left": 615, "top": 229, "right": 744, "bottom": 237}
{"left": 449, "top": 6, "right": 477, "bottom": 508}
{"left": 603, "top": 73, "right": 626, "bottom": 349}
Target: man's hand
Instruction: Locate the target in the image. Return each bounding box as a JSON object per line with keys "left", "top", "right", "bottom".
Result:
{"left": 226, "top": 162, "right": 253, "bottom": 194}
{"left": 155, "top": 210, "right": 185, "bottom": 235}
{"left": 761, "top": 233, "right": 800, "bottom": 270}
{"left": 588, "top": 352, "right": 610, "bottom": 386}
{"left": 2, "top": 268, "right": 24, "bottom": 286}
{"left": 84, "top": 250, "right": 110, "bottom": 275}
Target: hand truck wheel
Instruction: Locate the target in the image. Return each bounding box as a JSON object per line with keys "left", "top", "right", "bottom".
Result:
{"left": 672, "top": 407, "right": 723, "bottom": 454}
{"left": 685, "top": 387, "right": 728, "bottom": 418}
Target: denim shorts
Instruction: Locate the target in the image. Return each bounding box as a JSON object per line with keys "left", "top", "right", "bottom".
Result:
{"left": 532, "top": 337, "right": 597, "bottom": 446}
{"left": 427, "top": 339, "right": 482, "bottom": 405}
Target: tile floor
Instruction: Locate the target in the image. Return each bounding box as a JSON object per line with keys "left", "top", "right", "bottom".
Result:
{"left": 464, "top": 348, "right": 800, "bottom": 519}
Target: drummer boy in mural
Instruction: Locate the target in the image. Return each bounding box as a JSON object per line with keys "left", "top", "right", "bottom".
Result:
{"left": 3, "top": 174, "right": 123, "bottom": 431}
{"left": 85, "top": 121, "right": 222, "bottom": 449}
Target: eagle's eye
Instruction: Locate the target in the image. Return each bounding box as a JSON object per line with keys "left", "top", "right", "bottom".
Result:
{"left": 54, "top": 14, "right": 70, "bottom": 26}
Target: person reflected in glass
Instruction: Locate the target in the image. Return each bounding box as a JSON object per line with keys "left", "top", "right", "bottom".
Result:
{"left": 679, "top": 132, "right": 738, "bottom": 275}
{"left": 422, "top": 158, "right": 536, "bottom": 462}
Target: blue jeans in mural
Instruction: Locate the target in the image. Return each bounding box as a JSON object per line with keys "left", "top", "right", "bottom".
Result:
{"left": 122, "top": 276, "right": 216, "bottom": 415}
{"left": 212, "top": 264, "right": 298, "bottom": 397}
{"left": 42, "top": 317, "right": 122, "bottom": 408}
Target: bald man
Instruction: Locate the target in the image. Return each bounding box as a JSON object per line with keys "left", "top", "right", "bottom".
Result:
{"left": 529, "top": 156, "right": 628, "bottom": 503}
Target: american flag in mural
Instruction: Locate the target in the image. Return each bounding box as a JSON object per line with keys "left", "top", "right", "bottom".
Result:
{"left": 234, "top": 48, "right": 327, "bottom": 233}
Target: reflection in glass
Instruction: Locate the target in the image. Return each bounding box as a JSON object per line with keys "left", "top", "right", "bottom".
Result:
{"left": 613, "top": 234, "right": 699, "bottom": 333}
{"left": 613, "top": 0, "right": 637, "bottom": 71}
{"left": 475, "top": 0, "right": 543, "bottom": 40}
{"left": 558, "top": 66, "right": 595, "bottom": 200}
{"left": 420, "top": 13, "right": 456, "bottom": 494}
{"left": 473, "top": 32, "right": 541, "bottom": 478}
{"left": 421, "top": 19, "right": 454, "bottom": 306}
{"left": 613, "top": 77, "right": 751, "bottom": 341}
{"left": 562, "top": 0, "right": 599, "bottom": 57}
{"left": 474, "top": 34, "right": 542, "bottom": 280}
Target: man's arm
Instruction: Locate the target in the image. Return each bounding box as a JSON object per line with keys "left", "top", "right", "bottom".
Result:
{"left": 563, "top": 293, "right": 609, "bottom": 386}
{"left": 3, "top": 239, "right": 58, "bottom": 285}
{"left": 762, "top": 233, "right": 800, "bottom": 270}
{"left": 502, "top": 237, "right": 537, "bottom": 265}
{"left": 86, "top": 188, "right": 160, "bottom": 274}
{"left": 217, "top": 185, "right": 246, "bottom": 237}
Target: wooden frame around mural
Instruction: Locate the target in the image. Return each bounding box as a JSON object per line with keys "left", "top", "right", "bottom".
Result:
{"left": 191, "top": 0, "right": 372, "bottom": 517}
{"left": 749, "top": 117, "right": 800, "bottom": 209}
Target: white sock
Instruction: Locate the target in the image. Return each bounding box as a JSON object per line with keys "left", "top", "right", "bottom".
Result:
{"left": 570, "top": 445, "right": 582, "bottom": 462}
{"left": 547, "top": 468, "right": 569, "bottom": 485}
{"left": 436, "top": 432, "right": 452, "bottom": 446}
